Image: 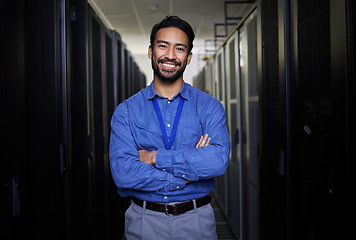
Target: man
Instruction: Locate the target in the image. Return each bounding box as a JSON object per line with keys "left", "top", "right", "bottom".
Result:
{"left": 109, "top": 15, "right": 230, "bottom": 240}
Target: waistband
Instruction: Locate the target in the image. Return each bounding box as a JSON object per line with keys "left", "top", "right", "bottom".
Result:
{"left": 132, "top": 195, "right": 212, "bottom": 216}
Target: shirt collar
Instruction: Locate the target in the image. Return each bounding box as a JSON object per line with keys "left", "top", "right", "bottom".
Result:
{"left": 146, "top": 80, "right": 189, "bottom": 101}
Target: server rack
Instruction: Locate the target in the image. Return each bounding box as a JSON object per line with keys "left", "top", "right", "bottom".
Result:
{"left": 194, "top": 1, "right": 356, "bottom": 240}
{"left": 288, "top": 0, "right": 355, "bottom": 239}
{"left": 1, "top": 0, "right": 146, "bottom": 239}
{"left": 88, "top": 6, "right": 110, "bottom": 238}
{"left": 213, "top": 46, "right": 229, "bottom": 217}
{"left": 240, "top": 11, "right": 260, "bottom": 240}
{"left": 258, "top": 0, "right": 288, "bottom": 239}
{"left": 1, "top": 0, "right": 68, "bottom": 239}
{"left": 66, "top": 0, "right": 99, "bottom": 239}
{"left": 225, "top": 31, "right": 241, "bottom": 238}
{"left": 115, "top": 34, "right": 126, "bottom": 103}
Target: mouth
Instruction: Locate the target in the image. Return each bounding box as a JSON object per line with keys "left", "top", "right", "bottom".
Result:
{"left": 159, "top": 60, "right": 181, "bottom": 71}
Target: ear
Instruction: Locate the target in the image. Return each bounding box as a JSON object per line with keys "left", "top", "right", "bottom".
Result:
{"left": 187, "top": 52, "right": 193, "bottom": 65}
{"left": 148, "top": 45, "right": 152, "bottom": 59}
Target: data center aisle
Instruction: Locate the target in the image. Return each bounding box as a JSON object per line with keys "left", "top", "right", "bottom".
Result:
{"left": 211, "top": 196, "right": 237, "bottom": 240}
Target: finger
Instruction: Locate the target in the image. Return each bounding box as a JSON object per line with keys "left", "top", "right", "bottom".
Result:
{"left": 198, "top": 134, "right": 209, "bottom": 148}
{"left": 200, "top": 134, "right": 208, "bottom": 146}
{"left": 205, "top": 137, "right": 211, "bottom": 146}
{"left": 195, "top": 135, "right": 203, "bottom": 148}
{"left": 203, "top": 134, "right": 211, "bottom": 147}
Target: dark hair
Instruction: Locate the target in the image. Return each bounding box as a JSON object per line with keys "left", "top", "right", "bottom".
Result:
{"left": 150, "top": 15, "right": 195, "bottom": 52}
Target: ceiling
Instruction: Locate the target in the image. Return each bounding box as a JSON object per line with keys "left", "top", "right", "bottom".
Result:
{"left": 89, "top": 0, "right": 256, "bottom": 56}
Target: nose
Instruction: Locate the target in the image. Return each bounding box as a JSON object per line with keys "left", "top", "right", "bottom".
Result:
{"left": 165, "top": 46, "right": 176, "bottom": 60}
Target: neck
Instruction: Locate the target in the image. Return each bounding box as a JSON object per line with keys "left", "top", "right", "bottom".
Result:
{"left": 153, "top": 78, "right": 183, "bottom": 99}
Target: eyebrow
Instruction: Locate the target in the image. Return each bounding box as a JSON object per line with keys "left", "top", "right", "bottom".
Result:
{"left": 156, "top": 40, "right": 188, "bottom": 49}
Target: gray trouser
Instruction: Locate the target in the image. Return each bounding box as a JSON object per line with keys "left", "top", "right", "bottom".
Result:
{"left": 125, "top": 199, "right": 218, "bottom": 240}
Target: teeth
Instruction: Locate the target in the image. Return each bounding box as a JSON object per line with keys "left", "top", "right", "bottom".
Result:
{"left": 163, "top": 63, "right": 175, "bottom": 68}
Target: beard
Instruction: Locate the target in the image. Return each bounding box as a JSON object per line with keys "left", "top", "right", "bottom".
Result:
{"left": 151, "top": 57, "right": 188, "bottom": 83}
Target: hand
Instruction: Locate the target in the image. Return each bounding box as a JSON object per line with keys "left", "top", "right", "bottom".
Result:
{"left": 138, "top": 149, "right": 157, "bottom": 166}
{"left": 186, "top": 134, "right": 211, "bottom": 185}
{"left": 195, "top": 134, "right": 211, "bottom": 148}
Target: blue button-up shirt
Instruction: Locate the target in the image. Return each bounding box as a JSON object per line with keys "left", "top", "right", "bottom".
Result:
{"left": 109, "top": 81, "right": 230, "bottom": 203}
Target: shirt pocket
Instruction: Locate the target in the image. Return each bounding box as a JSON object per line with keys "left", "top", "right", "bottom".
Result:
{"left": 132, "top": 121, "right": 163, "bottom": 150}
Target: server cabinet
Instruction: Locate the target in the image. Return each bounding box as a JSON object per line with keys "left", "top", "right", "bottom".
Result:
{"left": 238, "top": 10, "right": 260, "bottom": 240}
{"left": 68, "top": 2, "right": 135, "bottom": 239}
{"left": 213, "top": 46, "right": 229, "bottom": 215}
{"left": 291, "top": 0, "right": 334, "bottom": 238}
{"left": 115, "top": 36, "right": 127, "bottom": 103}
{"left": 89, "top": 6, "right": 107, "bottom": 238}
{"left": 107, "top": 28, "right": 130, "bottom": 239}
{"left": 66, "top": 1, "right": 98, "bottom": 239}
{"left": 288, "top": 0, "right": 355, "bottom": 239}
{"left": 0, "top": 6, "right": 27, "bottom": 238}
{"left": 259, "top": 0, "right": 288, "bottom": 239}
{"left": 194, "top": 1, "right": 355, "bottom": 240}
{"left": 26, "top": 0, "right": 68, "bottom": 237}
{"left": 66, "top": 0, "right": 106, "bottom": 239}
{"left": 106, "top": 29, "right": 116, "bottom": 129}
{"left": 329, "top": 3, "right": 355, "bottom": 237}
{"left": 123, "top": 49, "right": 130, "bottom": 98}
{"left": 1, "top": 0, "right": 145, "bottom": 239}
{"left": 1, "top": 0, "right": 68, "bottom": 239}
{"left": 259, "top": 0, "right": 356, "bottom": 239}
{"left": 215, "top": 48, "right": 226, "bottom": 106}
{"left": 25, "top": 3, "right": 66, "bottom": 237}
{"left": 224, "top": 32, "right": 241, "bottom": 238}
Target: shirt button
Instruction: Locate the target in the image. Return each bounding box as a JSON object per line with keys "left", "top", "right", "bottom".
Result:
{"left": 164, "top": 196, "right": 167, "bottom": 199}
{"left": 182, "top": 174, "right": 186, "bottom": 178}
{"left": 176, "top": 186, "right": 180, "bottom": 189}
{"left": 168, "top": 101, "right": 171, "bottom": 104}
{"left": 163, "top": 169, "right": 166, "bottom": 171}
{"left": 167, "top": 124, "right": 171, "bottom": 127}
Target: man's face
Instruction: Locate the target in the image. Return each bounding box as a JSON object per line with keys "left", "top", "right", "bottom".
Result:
{"left": 148, "top": 27, "right": 192, "bottom": 83}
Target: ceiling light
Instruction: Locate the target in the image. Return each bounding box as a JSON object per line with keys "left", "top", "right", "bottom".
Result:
{"left": 149, "top": 5, "right": 158, "bottom": 10}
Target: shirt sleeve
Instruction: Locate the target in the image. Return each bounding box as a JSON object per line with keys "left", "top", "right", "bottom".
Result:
{"left": 155, "top": 99, "right": 231, "bottom": 181}
{"left": 109, "top": 102, "right": 186, "bottom": 192}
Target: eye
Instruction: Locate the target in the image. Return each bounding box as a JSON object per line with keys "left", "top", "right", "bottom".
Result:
{"left": 176, "top": 47, "right": 185, "bottom": 52}
{"left": 158, "top": 44, "right": 167, "bottom": 49}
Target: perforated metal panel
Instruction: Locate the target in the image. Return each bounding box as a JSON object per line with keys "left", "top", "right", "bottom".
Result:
{"left": 294, "top": 2, "right": 336, "bottom": 239}
{"left": 259, "top": 0, "right": 287, "bottom": 239}
{"left": 0, "top": 0, "right": 8, "bottom": 144}
{"left": 25, "top": 0, "right": 65, "bottom": 238}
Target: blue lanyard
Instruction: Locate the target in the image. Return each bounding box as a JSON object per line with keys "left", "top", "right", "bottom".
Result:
{"left": 152, "top": 96, "right": 185, "bottom": 150}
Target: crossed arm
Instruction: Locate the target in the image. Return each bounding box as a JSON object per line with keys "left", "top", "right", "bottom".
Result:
{"left": 138, "top": 134, "right": 211, "bottom": 184}
{"left": 138, "top": 133, "right": 211, "bottom": 166}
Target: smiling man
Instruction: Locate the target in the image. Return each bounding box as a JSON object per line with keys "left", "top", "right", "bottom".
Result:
{"left": 109, "top": 16, "right": 230, "bottom": 240}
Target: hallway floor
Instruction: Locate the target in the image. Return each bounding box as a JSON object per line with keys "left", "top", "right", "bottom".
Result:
{"left": 211, "top": 196, "right": 237, "bottom": 240}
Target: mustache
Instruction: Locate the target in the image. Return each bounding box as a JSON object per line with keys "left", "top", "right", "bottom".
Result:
{"left": 158, "top": 59, "right": 181, "bottom": 67}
